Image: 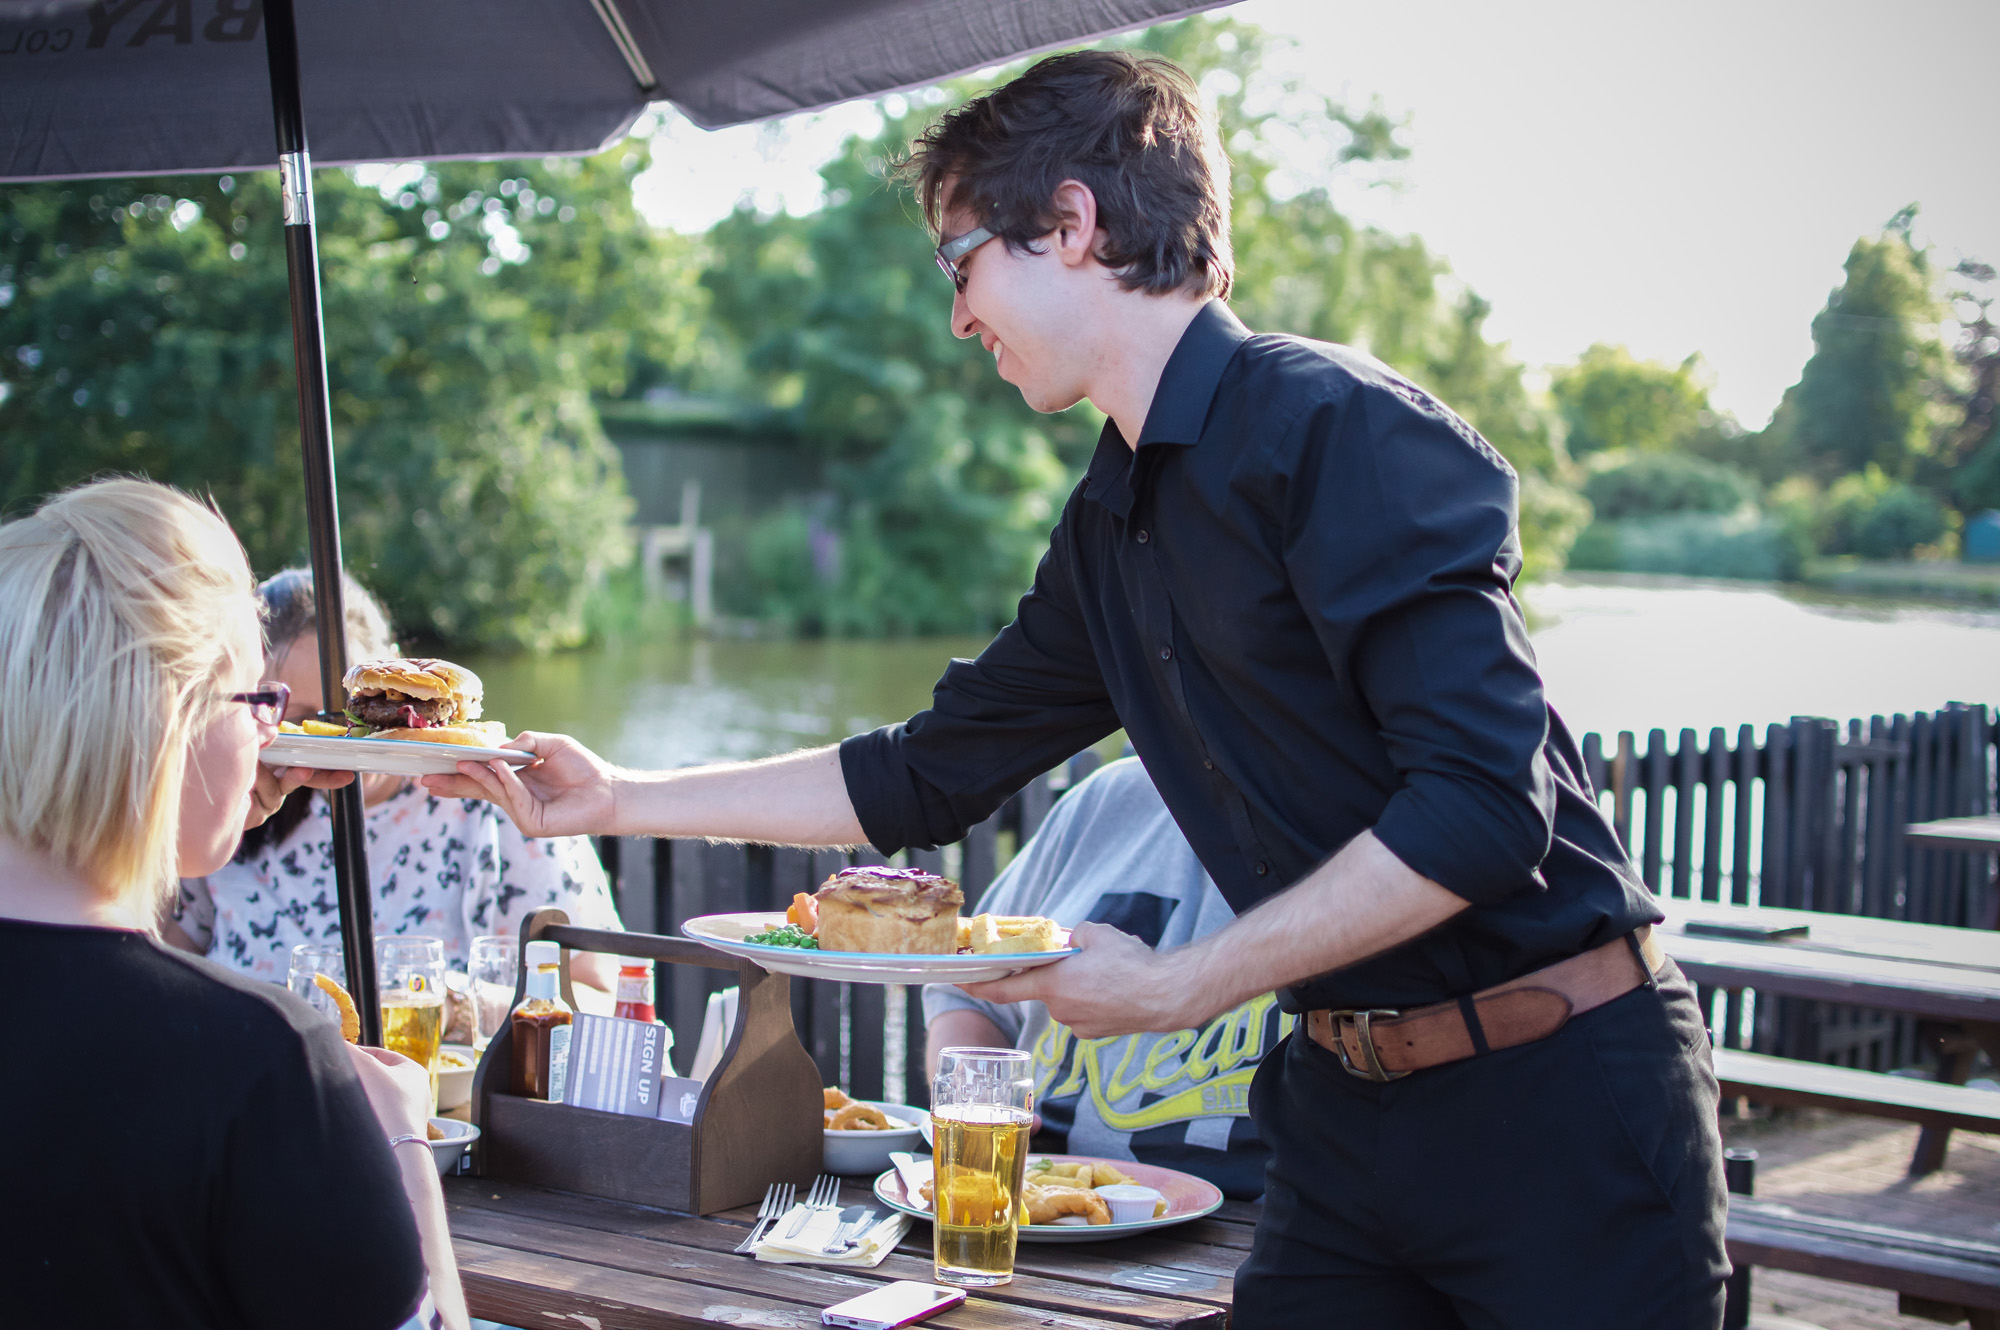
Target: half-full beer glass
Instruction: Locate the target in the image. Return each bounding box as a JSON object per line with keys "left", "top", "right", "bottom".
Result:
{"left": 931, "top": 1047, "right": 1033, "bottom": 1287}
{"left": 375, "top": 935, "right": 446, "bottom": 1108}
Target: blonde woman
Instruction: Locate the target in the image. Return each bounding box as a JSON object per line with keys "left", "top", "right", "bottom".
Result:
{"left": 0, "top": 480, "right": 466, "bottom": 1330}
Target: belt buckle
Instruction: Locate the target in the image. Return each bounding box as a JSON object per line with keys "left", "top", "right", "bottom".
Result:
{"left": 1327, "top": 1008, "right": 1408, "bottom": 1083}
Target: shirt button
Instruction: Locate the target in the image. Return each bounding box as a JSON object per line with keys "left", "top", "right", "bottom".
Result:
{"left": 1159, "top": 646, "right": 1173, "bottom": 661}
{"left": 1255, "top": 862, "right": 1269, "bottom": 876}
{"left": 1203, "top": 758, "right": 1214, "bottom": 770}
{"left": 1135, "top": 529, "right": 1150, "bottom": 544}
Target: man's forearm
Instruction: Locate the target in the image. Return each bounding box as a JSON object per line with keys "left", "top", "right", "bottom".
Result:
{"left": 613, "top": 744, "right": 868, "bottom": 846}
{"left": 1161, "top": 832, "right": 1467, "bottom": 1026}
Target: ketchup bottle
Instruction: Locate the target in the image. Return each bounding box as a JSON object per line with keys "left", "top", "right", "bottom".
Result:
{"left": 612, "top": 957, "right": 657, "bottom": 1024}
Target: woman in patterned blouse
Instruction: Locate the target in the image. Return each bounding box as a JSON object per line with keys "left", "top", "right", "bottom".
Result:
{"left": 163, "top": 569, "right": 624, "bottom": 1004}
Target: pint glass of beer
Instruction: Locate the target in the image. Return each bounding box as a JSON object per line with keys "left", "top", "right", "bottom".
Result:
{"left": 931, "top": 1047, "right": 1033, "bottom": 1287}
{"left": 375, "top": 935, "right": 447, "bottom": 1108}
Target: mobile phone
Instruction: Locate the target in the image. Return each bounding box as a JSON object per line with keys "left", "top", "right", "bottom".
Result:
{"left": 821, "top": 1281, "right": 966, "bottom": 1329}
{"left": 1682, "top": 919, "right": 1810, "bottom": 942}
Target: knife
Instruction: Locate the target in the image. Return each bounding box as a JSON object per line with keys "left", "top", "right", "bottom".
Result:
{"left": 822, "top": 1205, "right": 877, "bottom": 1254}
{"left": 889, "top": 1151, "right": 932, "bottom": 1207}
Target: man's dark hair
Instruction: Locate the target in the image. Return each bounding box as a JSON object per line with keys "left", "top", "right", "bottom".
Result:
{"left": 902, "top": 49, "right": 1233, "bottom": 300}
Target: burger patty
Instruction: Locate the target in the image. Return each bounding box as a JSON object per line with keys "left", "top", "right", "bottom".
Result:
{"left": 347, "top": 693, "right": 456, "bottom": 728}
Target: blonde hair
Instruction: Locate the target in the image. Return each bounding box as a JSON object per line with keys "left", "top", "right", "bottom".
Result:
{"left": 0, "top": 478, "right": 256, "bottom": 907}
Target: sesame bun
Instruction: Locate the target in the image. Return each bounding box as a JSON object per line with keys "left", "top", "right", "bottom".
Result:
{"left": 343, "top": 657, "right": 483, "bottom": 709}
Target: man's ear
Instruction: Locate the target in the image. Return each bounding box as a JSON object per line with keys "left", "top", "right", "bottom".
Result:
{"left": 1049, "top": 179, "right": 1103, "bottom": 270}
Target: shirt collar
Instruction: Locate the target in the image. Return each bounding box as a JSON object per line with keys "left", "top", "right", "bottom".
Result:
{"left": 1083, "top": 299, "right": 1252, "bottom": 518}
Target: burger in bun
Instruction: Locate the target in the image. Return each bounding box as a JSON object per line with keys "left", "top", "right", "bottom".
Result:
{"left": 341, "top": 658, "right": 507, "bottom": 747}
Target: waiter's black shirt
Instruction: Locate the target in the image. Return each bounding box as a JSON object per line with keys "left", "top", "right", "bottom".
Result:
{"left": 841, "top": 300, "right": 1657, "bottom": 1011}
{"left": 0, "top": 918, "right": 427, "bottom": 1329}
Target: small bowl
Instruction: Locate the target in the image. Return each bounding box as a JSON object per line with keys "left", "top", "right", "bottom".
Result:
{"left": 435, "top": 1043, "right": 477, "bottom": 1113}
{"left": 1093, "top": 1183, "right": 1164, "bottom": 1224}
{"left": 426, "top": 1116, "right": 479, "bottom": 1177}
{"left": 823, "top": 1099, "right": 927, "bottom": 1176}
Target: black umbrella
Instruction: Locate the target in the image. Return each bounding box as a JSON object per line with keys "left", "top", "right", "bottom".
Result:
{"left": 2, "top": 0, "right": 1229, "bottom": 1038}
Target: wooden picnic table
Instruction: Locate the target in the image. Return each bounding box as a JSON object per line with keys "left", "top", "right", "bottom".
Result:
{"left": 1657, "top": 897, "right": 2000, "bottom": 1173}
{"left": 1906, "top": 816, "right": 2000, "bottom": 853}
{"left": 1656, "top": 897, "right": 2000, "bottom": 1031}
{"left": 445, "top": 1176, "right": 1248, "bottom": 1329}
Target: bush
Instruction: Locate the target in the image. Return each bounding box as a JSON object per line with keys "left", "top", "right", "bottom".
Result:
{"left": 1567, "top": 510, "right": 1795, "bottom": 581}
{"left": 1581, "top": 451, "right": 1760, "bottom": 522}
{"left": 1820, "top": 468, "right": 1949, "bottom": 559}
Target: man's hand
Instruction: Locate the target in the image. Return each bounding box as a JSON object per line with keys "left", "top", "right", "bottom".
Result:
{"left": 418, "top": 732, "right": 620, "bottom": 838}
{"left": 245, "top": 763, "right": 354, "bottom": 829}
{"left": 958, "top": 923, "right": 1205, "bottom": 1038}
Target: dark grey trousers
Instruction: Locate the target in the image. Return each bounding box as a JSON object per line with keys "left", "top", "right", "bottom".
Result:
{"left": 1234, "top": 961, "right": 1729, "bottom": 1330}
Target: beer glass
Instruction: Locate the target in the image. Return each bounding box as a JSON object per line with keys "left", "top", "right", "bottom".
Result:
{"left": 287, "top": 941, "right": 347, "bottom": 1030}
{"left": 375, "top": 935, "right": 447, "bottom": 1108}
{"left": 931, "top": 1047, "right": 1033, "bottom": 1287}
{"left": 468, "top": 935, "right": 517, "bottom": 1051}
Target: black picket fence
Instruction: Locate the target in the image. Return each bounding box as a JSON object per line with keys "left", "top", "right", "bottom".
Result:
{"left": 1578, "top": 703, "right": 1997, "bottom": 1071}
{"left": 596, "top": 703, "right": 1997, "bottom": 1103}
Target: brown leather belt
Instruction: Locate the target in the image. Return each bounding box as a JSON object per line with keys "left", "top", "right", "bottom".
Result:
{"left": 1305, "top": 926, "right": 1667, "bottom": 1082}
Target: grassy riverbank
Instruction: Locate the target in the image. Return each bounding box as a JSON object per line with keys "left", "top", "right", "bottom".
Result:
{"left": 1800, "top": 558, "right": 2000, "bottom": 606}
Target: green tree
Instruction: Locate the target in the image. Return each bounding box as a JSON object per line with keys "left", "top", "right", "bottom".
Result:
{"left": 1550, "top": 343, "right": 1714, "bottom": 458}
{"left": 1581, "top": 452, "right": 1759, "bottom": 522}
{"left": 1762, "top": 207, "right": 1954, "bottom": 485}
{"left": 699, "top": 107, "right": 1087, "bottom": 635}
{"left": 0, "top": 147, "right": 688, "bottom": 649}
{"left": 1149, "top": 17, "right": 1584, "bottom": 578}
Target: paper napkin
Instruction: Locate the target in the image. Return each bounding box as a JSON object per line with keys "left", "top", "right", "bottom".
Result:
{"left": 754, "top": 1204, "right": 912, "bottom": 1268}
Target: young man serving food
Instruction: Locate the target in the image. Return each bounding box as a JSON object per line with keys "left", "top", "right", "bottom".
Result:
{"left": 426, "top": 50, "right": 1728, "bottom": 1328}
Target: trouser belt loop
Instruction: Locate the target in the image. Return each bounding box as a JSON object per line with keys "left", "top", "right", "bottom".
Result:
{"left": 1625, "top": 929, "right": 1658, "bottom": 991}
{"left": 1456, "top": 994, "right": 1491, "bottom": 1057}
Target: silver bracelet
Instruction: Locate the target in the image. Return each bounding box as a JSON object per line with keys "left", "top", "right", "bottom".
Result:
{"left": 387, "top": 1133, "right": 430, "bottom": 1150}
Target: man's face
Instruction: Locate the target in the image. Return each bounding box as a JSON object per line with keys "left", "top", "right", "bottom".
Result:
{"left": 944, "top": 203, "right": 1096, "bottom": 414}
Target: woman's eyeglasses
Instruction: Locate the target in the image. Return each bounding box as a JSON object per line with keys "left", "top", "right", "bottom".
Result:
{"left": 935, "top": 225, "right": 997, "bottom": 293}
{"left": 226, "top": 682, "right": 291, "bottom": 727}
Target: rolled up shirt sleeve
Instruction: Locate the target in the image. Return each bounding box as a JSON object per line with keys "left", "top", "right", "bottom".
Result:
{"left": 1281, "top": 383, "right": 1556, "bottom": 906}
{"left": 841, "top": 518, "right": 1120, "bottom": 854}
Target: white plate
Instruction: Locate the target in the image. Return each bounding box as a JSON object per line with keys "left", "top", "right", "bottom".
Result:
{"left": 872, "top": 1154, "right": 1225, "bottom": 1244}
{"left": 681, "top": 912, "right": 1078, "bottom": 986}
{"left": 259, "top": 733, "right": 535, "bottom": 777}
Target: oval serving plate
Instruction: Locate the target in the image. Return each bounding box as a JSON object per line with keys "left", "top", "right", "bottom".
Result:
{"left": 259, "top": 732, "right": 535, "bottom": 777}
{"left": 681, "top": 912, "right": 1077, "bottom": 986}
{"left": 872, "top": 1153, "right": 1224, "bottom": 1244}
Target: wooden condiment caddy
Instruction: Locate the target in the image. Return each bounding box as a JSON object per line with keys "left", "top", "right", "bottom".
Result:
{"left": 470, "top": 907, "right": 821, "bottom": 1214}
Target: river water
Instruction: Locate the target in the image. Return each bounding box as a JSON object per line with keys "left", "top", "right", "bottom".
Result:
{"left": 464, "top": 575, "right": 2000, "bottom": 769}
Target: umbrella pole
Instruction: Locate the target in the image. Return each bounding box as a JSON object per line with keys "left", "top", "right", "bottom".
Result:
{"left": 261, "top": 0, "right": 381, "bottom": 1046}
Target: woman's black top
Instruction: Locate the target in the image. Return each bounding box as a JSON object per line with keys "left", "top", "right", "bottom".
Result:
{"left": 0, "top": 917, "right": 426, "bottom": 1329}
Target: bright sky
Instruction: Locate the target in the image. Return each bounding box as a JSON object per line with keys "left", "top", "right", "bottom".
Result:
{"left": 632, "top": 0, "right": 2000, "bottom": 428}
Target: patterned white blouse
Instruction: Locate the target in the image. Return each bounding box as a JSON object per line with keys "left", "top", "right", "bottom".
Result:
{"left": 178, "top": 783, "right": 622, "bottom": 982}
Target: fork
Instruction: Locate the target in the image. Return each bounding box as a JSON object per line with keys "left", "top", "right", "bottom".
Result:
{"left": 781, "top": 1174, "right": 840, "bottom": 1240}
{"left": 732, "top": 1181, "right": 795, "bottom": 1255}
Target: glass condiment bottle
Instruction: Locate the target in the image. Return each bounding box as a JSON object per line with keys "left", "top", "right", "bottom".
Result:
{"left": 508, "top": 940, "right": 573, "bottom": 1101}
{"left": 611, "top": 957, "right": 657, "bottom": 1024}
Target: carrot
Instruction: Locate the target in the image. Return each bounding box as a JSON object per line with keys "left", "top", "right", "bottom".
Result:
{"left": 787, "top": 891, "right": 820, "bottom": 935}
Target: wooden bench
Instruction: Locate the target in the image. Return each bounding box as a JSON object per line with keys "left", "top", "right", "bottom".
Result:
{"left": 1714, "top": 1048, "right": 2000, "bottom": 1138}
{"left": 1728, "top": 1197, "right": 2000, "bottom": 1328}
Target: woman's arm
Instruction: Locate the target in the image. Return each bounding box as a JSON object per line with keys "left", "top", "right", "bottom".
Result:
{"left": 348, "top": 1047, "right": 469, "bottom": 1330}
